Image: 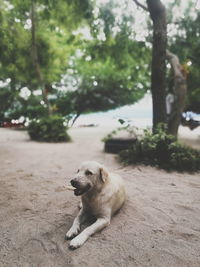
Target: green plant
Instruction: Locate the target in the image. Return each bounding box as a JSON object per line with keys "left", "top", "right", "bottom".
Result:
{"left": 102, "top": 119, "right": 139, "bottom": 142}
{"left": 119, "top": 124, "right": 200, "bottom": 172}
{"left": 28, "top": 115, "right": 71, "bottom": 142}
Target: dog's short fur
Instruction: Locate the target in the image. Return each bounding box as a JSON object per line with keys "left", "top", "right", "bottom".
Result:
{"left": 66, "top": 161, "right": 126, "bottom": 249}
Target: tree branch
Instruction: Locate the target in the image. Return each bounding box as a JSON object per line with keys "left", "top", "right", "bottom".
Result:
{"left": 132, "top": 0, "right": 148, "bottom": 11}
{"left": 166, "top": 50, "right": 187, "bottom": 136}
{"left": 147, "top": 0, "right": 166, "bottom": 22}
{"left": 166, "top": 50, "right": 186, "bottom": 79}
{"left": 70, "top": 113, "right": 81, "bottom": 127}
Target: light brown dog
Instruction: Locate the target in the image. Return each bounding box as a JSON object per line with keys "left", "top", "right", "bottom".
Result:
{"left": 66, "top": 161, "right": 126, "bottom": 249}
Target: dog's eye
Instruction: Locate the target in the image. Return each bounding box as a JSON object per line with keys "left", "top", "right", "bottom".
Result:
{"left": 85, "top": 170, "right": 93, "bottom": 176}
{"left": 77, "top": 169, "right": 80, "bottom": 173}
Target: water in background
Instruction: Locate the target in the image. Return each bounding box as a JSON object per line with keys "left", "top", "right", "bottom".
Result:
{"left": 74, "top": 93, "right": 152, "bottom": 128}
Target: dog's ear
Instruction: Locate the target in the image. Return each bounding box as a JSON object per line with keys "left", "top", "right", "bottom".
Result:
{"left": 99, "top": 167, "right": 108, "bottom": 183}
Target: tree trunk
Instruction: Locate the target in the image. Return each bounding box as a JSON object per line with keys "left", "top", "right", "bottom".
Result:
{"left": 146, "top": 0, "right": 167, "bottom": 132}
{"left": 30, "top": 0, "right": 51, "bottom": 116}
{"left": 166, "top": 51, "right": 187, "bottom": 137}
{"left": 70, "top": 113, "right": 81, "bottom": 127}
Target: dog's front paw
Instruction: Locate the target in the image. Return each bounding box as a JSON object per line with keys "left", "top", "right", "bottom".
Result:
{"left": 65, "top": 227, "right": 80, "bottom": 240}
{"left": 69, "top": 234, "right": 87, "bottom": 249}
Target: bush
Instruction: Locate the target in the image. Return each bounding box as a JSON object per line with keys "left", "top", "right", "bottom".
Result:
{"left": 119, "top": 124, "right": 200, "bottom": 172}
{"left": 28, "top": 115, "right": 71, "bottom": 142}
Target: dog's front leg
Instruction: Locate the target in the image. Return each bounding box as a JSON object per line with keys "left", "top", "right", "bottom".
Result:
{"left": 65, "top": 208, "right": 86, "bottom": 240}
{"left": 69, "top": 217, "right": 110, "bottom": 249}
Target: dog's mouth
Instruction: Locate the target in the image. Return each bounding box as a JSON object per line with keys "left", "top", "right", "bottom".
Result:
{"left": 73, "top": 184, "right": 91, "bottom": 196}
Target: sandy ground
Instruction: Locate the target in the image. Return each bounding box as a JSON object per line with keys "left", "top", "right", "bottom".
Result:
{"left": 0, "top": 126, "right": 200, "bottom": 267}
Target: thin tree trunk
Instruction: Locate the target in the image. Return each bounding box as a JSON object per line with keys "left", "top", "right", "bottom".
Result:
{"left": 30, "top": 0, "right": 51, "bottom": 116}
{"left": 166, "top": 50, "right": 187, "bottom": 137}
{"left": 147, "top": 0, "right": 167, "bottom": 132}
{"left": 70, "top": 113, "right": 80, "bottom": 127}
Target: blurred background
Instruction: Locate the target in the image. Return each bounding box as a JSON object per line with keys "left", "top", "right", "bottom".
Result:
{"left": 0, "top": 0, "right": 199, "bottom": 133}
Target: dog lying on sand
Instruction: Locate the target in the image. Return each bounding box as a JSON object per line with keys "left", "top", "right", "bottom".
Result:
{"left": 66, "top": 161, "right": 126, "bottom": 249}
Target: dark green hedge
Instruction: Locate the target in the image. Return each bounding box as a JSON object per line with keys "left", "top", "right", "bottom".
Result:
{"left": 119, "top": 125, "right": 200, "bottom": 173}
{"left": 28, "top": 115, "right": 71, "bottom": 142}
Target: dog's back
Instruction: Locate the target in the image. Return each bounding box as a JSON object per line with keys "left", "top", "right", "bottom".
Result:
{"left": 107, "top": 172, "right": 126, "bottom": 215}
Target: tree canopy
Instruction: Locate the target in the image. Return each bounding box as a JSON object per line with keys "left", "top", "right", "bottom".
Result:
{"left": 0, "top": 0, "right": 199, "bottom": 126}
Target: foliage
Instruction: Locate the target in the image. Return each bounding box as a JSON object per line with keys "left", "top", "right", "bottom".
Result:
{"left": 0, "top": 86, "right": 15, "bottom": 123}
{"left": 119, "top": 124, "right": 200, "bottom": 172}
{"left": 0, "top": 0, "right": 90, "bottom": 121}
{"left": 73, "top": 42, "right": 150, "bottom": 113}
{"left": 0, "top": 0, "right": 150, "bottom": 123}
{"left": 28, "top": 115, "right": 71, "bottom": 142}
{"left": 6, "top": 95, "right": 49, "bottom": 121}
{"left": 53, "top": 0, "right": 151, "bottom": 117}
{"left": 0, "top": 0, "right": 199, "bottom": 134}
{"left": 102, "top": 119, "right": 138, "bottom": 142}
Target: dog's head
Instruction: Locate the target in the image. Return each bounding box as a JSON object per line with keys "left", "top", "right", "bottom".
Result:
{"left": 70, "top": 161, "right": 109, "bottom": 196}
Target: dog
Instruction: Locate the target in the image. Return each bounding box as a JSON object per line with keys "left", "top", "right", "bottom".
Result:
{"left": 66, "top": 161, "right": 126, "bottom": 249}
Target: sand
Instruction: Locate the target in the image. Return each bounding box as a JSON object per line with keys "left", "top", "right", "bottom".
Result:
{"left": 0, "top": 126, "right": 200, "bottom": 267}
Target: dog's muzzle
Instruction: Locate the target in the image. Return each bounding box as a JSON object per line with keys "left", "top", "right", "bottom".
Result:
{"left": 70, "top": 179, "right": 91, "bottom": 196}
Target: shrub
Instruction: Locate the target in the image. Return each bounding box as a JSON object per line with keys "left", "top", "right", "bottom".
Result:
{"left": 28, "top": 115, "right": 71, "bottom": 142}
{"left": 119, "top": 124, "right": 200, "bottom": 172}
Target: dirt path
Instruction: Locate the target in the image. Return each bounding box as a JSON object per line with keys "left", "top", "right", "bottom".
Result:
{"left": 0, "top": 127, "right": 200, "bottom": 267}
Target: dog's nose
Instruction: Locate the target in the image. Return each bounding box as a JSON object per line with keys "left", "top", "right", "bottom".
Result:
{"left": 71, "top": 179, "right": 79, "bottom": 187}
